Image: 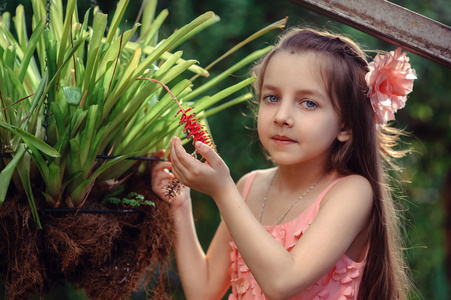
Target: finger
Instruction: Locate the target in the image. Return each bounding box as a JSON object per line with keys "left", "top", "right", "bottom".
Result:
{"left": 170, "top": 137, "right": 194, "bottom": 169}
{"left": 169, "top": 138, "right": 182, "bottom": 177}
{"left": 194, "top": 141, "right": 223, "bottom": 168}
{"left": 170, "top": 137, "right": 199, "bottom": 180}
{"left": 151, "top": 149, "right": 166, "bottom": 159}
{"left": 152, "top": 161, "right": 172, "bottom": 175}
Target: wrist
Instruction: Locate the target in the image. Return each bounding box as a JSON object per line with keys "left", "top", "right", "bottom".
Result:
{"left": 170, "top": 193, "right": 192, "bottom": 213}
{"left": 210, "top": 177, "right": 238, "bottom": 204}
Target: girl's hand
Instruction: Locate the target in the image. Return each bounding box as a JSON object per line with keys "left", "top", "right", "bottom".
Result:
{"left": 151, "top": 150, "right": 190, "bottom": 209}
{"left": 170, "top": 137, "right": 235, "bottom": 199}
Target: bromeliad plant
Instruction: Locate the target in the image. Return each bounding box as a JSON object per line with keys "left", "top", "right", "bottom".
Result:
{"left": 0, "top": 0, "right": 286, "bottom": 228}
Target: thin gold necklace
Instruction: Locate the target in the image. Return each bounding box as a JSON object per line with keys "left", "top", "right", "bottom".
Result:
{"left": 259, "top": 170, "right": 327, "bottom": 227}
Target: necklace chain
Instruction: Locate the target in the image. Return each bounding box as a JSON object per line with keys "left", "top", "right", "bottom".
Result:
{"left": 259, "top": 170, "right": 327, "bottom": 227}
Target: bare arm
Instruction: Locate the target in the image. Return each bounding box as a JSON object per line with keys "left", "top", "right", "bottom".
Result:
{"left": 151, "top": 154, "right": 231, "bottom": 300}
{"left": 170, "top": 138, "right": 373, "bottom": 299}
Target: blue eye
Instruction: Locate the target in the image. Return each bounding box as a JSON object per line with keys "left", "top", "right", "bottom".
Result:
{"left": 302, "top": 100, "right": 317, "bottom": 109}
{"left": 263, "top": 94, "right": 279, "bottom": 103}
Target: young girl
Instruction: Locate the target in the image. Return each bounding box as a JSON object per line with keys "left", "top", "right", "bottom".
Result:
{"left": 152, "top": 27, "right": 416, "bottom": 299}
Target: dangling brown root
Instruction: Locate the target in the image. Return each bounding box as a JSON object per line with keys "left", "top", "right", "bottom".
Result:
{"left": 0, "top": 170, "right": 174, "bottom": 300}
{"left": 165, "top": 178, "right": 183, "bottom": 199}
{"left": 0, "top": 193, "right": 43, "bottom": 300}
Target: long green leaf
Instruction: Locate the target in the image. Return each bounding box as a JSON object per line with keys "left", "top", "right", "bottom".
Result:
{"left": 13, "top": 5, "right": 27, "bottom": 50}
{"left": 0, "top": 145, "right": 25, "bottom": 205}
{"left": 140, "top": 8, "right": 168, "bottom": 46}
{"left": 16, "top": 145, "right": 42, "bottom": 228}
{"left": 79, "top": 105, "right": 100, "bottom": 166}
{"left": 96, "top": 23, "right": 140, "bottom": 83}
{"left": 183, "top": 45, "right": 273, "bottom": 102}
{"left": 140, "top": 0, "right": 158, "bottom": 34}
{"left": 124, "top": 42, "right": 209, "bottom": 76}
{"left": 56, "top": 0, "right": 77, "bottom": 76}
{"left": 105, "top": 0, "right": 130, "bottom": 45}
{"left": 193, "top": 77, "right": 257, "bottom": 113}
{"left": 102, "top": 48, "right": 142, "bottom": 120}
{"left": 205, "top": 93, "right": 253, "bottom": 117}
{"left": 194, "top": 17, "right": 287, "bottom": 77}
{"left": 0, "top": 122, "right": 60, "bottom": 157}
{"left": 170, "top": 13, "right": 220, "bottom": 50}
{"left": 133, "top": 11, "right": 217, "bottom": 78}
{"left": 117, "top": 79, "right": 192, "bottom": 151}
{"left": 83, "top": 11, "right": 107, "bottom": 95}
{"left": 67, "top": 178, "right": 94, "bottom": 208}
{"left": 18, "top": 19, "right": 45, "bottom": 83}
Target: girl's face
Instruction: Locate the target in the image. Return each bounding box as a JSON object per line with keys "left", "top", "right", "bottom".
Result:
{"left": 257, "top": 51, "right": 350, "bottom": 169}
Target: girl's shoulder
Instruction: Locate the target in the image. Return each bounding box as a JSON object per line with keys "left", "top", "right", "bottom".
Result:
{"left": 321, "top": 174, "right": 373, "bottom": 209}
{"left": 236, "top": 168, "right": 276, "bottom": 198}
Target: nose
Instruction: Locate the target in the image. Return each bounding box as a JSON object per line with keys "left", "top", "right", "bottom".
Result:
{"left": 274, "top": 102, "right": 293, "bottom": 127}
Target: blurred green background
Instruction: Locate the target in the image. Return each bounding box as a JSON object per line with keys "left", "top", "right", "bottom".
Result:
{"left": 1, "top": 0, "right": 450, "bottom": 299}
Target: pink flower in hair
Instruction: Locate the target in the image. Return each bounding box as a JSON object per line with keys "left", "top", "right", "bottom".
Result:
{"left": 365, "top": 47, "right": 417, "bottom": 124}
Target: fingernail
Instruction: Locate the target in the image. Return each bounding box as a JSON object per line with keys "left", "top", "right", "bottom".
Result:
{"left": 195, "top": 141, "right": 203, "bottom": 150}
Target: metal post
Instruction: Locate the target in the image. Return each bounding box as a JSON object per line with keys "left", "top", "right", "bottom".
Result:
{"left": 289, "top": 0, "right": 451, "bottom": 68}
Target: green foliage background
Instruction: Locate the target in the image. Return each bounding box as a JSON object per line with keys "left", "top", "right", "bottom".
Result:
{"left": 2, "top": 0, "right": 450, "bottom": 299}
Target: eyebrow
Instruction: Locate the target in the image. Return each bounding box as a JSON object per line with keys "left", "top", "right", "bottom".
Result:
{"left": 261, "top": 84, "right": 327, "bottom": 100}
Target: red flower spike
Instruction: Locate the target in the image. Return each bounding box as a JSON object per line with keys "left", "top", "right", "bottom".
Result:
{"left": 136, "top": 77, "right": 216, "bottom": 198}
{"left": 136, "top": 78, "right": 214, "bottom": 149}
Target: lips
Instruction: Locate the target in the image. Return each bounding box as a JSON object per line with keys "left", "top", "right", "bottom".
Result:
{"left": 271, "top": 134, "right": 296, "bottom": 145}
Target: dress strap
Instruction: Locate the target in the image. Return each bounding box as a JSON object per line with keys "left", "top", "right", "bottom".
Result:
{"left": 241, "top": 171, "right": 258, "bottom": 201}
{"left": 315, "top": 176, "right": 347, "bottom": 205}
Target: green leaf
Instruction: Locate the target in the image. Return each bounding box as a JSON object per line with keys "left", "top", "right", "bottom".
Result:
{"left": 96, "top": 22, "right": 140, "bottom": 83}
{"left": 79, "top": 105, "right": 100, "bottom": 166}
{"left": 83, "top": 11, "right": 108, "bottom": 95}
{"left": 140, "top": 0, "right": 158, "bottom": 34}
{"left": 0, "top": 145, "right": 25, "bottom": 205}
{"left": 105, "top": 0, "right": 130, "bottom": 45}
{"left": 117, "top": 79, "right": 192, "bottom": 150}
{"left": 50, "top": 101, "right": 66, "bottom": 139}
{"left": 66, "top": 178, "right": 94, "bottom": 208}
{"left": 193, "top": 77, "right": 257, "bottom": 113}
{"left": 69, "top": 106, "right": 88, "bottom": 137}
{"left": 13, "top": 5, "right": 28, "bottom": 50}
{"left": 56, "top": 0, "right": 77, "bottom": 76}
{"left": 133, "top": 11, "right": 217, "bottom": 78}
{"left": 4, "top": 44, "right": 17, "bottom": 70}
{"left": 44, "top": 161, "right": 62, "bottom": 201}
{"left": 199, "top": 17, "right": 287, "bottom": 74}
{"left": 15, "top": 145, "right": 42, "bottom": 228}
{"left": 102, "top": 47, "right": 143, "bottom": 120}
{"left": 140, "top": 8, "right": 168, "bottom": 46}
{"left": 89, "top": 152, "right": 138, "bottom": 180}
{"left": 66, "top": 138, "right": 81, "bottom": 176}
{"left": 124, "top": 42, "right": 209, "bottom": 76}
{"left": 205, "top": 93, "right": 253, "bottom": 117}
{"left": 0, "top": 122, "right": 60, "bottom": 157}
{"left": 170, "top": 13, "right": 220, "bottom": 50}
{"left": 63, "top": 86, "right": 82, "bottom": 105}
{"left": 17, "top": 19, "right": 44, "bottom": 83}
{"left": 183, "top": 46, "right": 273, "bottom": 102}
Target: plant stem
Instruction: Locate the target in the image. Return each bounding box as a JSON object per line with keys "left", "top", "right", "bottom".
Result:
{"left": 136, "top": 77, "right": 184, "bottom": 111}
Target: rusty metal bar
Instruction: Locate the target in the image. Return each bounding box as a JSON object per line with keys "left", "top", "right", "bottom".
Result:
{"left": 289, "top": 0, "right": 451, "bottom": 68}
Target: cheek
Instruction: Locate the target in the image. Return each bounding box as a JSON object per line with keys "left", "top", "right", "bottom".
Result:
{"left": 256, "top": 116, "right": 265, "bottom": 138}
{"left": 257, "top": 110, "right": 271, "bottom": 141}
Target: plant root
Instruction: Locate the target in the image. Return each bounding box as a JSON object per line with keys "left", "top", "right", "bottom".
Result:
{"left": 0, "top": 172, "right": 173, "bottom": 300}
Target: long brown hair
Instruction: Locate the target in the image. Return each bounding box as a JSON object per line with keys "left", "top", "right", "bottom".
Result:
{"left": 251, "top": 28, "right": 412, "bottom": 299}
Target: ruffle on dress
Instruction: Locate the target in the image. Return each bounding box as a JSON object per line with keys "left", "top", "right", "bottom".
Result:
{"left": 229, "top": 228, "right": 366, "bottom": 299}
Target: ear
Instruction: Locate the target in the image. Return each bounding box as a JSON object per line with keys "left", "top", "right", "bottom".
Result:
{"left": 337, "top": 124, "right": 351, "bottom": 142}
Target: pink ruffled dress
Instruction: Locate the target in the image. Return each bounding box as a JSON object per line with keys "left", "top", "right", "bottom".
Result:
{"left": 228, "top": 171, "right": 367, "bottom": 300}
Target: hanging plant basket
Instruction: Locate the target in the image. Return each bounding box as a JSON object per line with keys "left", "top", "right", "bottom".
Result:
{"left": 0, "top": 177, "right": 172, "bottom": 299}
{"left": 0, "top": 171, "right": 173, "bottom": 299}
